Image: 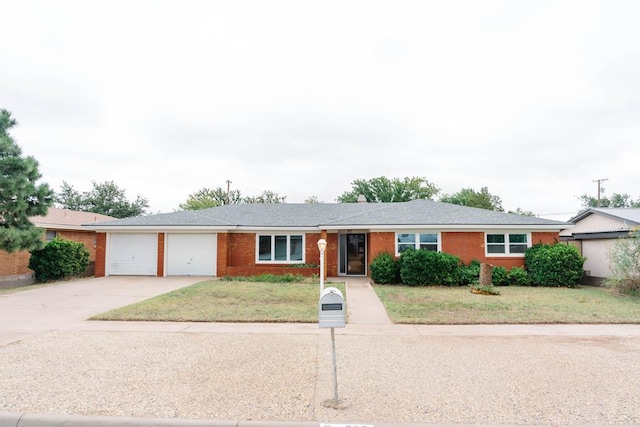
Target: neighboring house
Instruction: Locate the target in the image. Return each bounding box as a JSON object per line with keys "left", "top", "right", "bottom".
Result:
{"left": 86, "top": 199, "right": 569, "bottom": 278}
{"left": 560, "top": 208, "right": 640, "bottom": 282}
{"left": 0, "top": 208, "right": 115, "bottom": 286}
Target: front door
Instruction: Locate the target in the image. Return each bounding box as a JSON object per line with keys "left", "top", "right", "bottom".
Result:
{"left": 339, "top": 233, "right": 366, "bottom": 276}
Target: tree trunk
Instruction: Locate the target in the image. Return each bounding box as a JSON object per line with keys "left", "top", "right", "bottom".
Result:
{"left": 479, "top": 263, "right": 493, "bottom": 286}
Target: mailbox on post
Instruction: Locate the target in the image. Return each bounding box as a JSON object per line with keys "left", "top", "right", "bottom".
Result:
{"left": 318, "top": 287, "right": 345, "bottom": 328}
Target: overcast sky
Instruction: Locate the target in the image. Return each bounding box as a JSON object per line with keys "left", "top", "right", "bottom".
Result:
{"left": 2, "top": 1, "right": 639, "bottom": 220}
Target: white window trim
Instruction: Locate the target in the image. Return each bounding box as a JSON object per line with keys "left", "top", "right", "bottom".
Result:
{"left": 256, "top": 234, "right": 305, "bottom": 264}
{"left": 485, "top": 232, "right": 531, "bottom": 257}
{"left": 395, "top": 232, "right": 441, "bottom": 256}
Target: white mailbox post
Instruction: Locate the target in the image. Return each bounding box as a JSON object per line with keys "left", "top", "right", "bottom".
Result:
{"left": 318, "top": 287, "right": 345, "bottom": 405}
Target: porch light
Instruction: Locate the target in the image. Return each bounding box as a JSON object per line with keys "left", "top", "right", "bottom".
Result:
{"left": 317, "top": 239, "right": 327, "bottom": 292}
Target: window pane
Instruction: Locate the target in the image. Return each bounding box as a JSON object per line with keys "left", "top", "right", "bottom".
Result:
{"left": 419, "top": 234, "right": 437, "bottom": 243}
{"left": 509, "top": 234, "right": 527, "bottom": 244}
{"left": 398, "top": 244, "right": 414, "bottom": 253}
{"left": 258, "top": 236, "right": 272, "bottom": 260}
{"left": 397, "top": 233, "right": 416, "bottom": 244}
{"left": 274, "top": 235, "right": 287, "bottom": 261}
{"left": 290, "top": 235, "right": 303, "bottom": 261}
{"left": 487, "top": 245, "right": 505, "bottom": 254}
{"left": 419, "top": 243, "right": 438, "bottom": 252}
{"left": 486, "top": 234, "right": 504, "bottom": 244}
{"left": 509, "top": 244, "right": 527, "bottom": 254}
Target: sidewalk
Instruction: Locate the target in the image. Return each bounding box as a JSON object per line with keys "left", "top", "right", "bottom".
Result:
{"left": 1, "top": 277, "right": 640, "bottom": 426}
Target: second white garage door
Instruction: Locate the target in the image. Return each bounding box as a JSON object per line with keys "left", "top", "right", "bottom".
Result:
{"left": 166, "top": 233, "right": 217, "bottom": 276}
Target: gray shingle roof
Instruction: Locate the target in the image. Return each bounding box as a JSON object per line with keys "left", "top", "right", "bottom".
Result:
{"left": 88, "top": 200, "right": 569, "bottom": 229}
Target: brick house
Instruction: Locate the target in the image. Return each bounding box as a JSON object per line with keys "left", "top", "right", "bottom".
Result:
{"left": 0, "top": 208, "right": 114, "bottom": 286}
{"left": 86, "top": 199, "right": 569, "bottom": 278}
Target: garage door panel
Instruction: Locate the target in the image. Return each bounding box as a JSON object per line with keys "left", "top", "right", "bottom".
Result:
{"left": 109, "top": 234, "right": 157, "bottom": 276}
{"left": 167, "top": 234, "right": 216, "bottom": 276}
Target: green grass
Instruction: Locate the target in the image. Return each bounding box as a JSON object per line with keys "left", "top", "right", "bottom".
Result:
{"left": 373, "top": 285, "right": 640, "bottom": 324}
{"left": 92, "top": 280, "right": 345, "bottom": 323}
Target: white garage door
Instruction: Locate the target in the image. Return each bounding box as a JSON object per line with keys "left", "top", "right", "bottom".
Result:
{"left": 109, "top": 233, "right": 158, "bottom": 276}
{"left": 167, "top": 233, "right": 217, "bottom": 276}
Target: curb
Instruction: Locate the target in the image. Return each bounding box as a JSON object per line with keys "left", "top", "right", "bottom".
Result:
{"left": 1, "top": 412, "right": 633, "bottom": 427}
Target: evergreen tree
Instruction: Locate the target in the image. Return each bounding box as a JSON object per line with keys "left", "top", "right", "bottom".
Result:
{"left": 0, "top": 109, "right": 54, "bottom": 252}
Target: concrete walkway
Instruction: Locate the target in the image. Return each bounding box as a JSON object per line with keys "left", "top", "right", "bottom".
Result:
{"left": 342, "top": 276, "right": 393, "bottom": 325}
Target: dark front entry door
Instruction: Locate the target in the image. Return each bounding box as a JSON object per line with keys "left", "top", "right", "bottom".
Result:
{"left": 339, "top": 233, "right": 366, "bottom": 275}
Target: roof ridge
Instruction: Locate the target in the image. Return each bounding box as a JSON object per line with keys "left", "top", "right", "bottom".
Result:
{"left": 187, "top": 208, "right": 236, "bottom": 226}
{"left": 322, "top": 201, "right": 411, "bottom": 224}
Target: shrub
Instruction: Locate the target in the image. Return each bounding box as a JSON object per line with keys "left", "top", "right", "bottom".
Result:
{"left": 399, "top": 249, "right": 461, "bottom": 286}
{"left": 507, "top": 266, "right": 531, "bottom": 286}
{"left": 28, "top": 238, "right": 90, "bottom": 282}
{"left": 453, "top": 259, "right": 481, "bottom": 286}
{"left": 606, "top": 227, "right": 640, "bottom": 296}
{"left": 491, "top": 266, "right": 509, "bottom": 286}
{"left": 525, "top": 243, "right": 585, "bottom": 287}
{"left": 369, "top": 252, "right": 397, "bottom": 284}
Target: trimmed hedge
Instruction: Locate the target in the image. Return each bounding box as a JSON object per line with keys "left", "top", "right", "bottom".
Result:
{"left": 399, "top": 249, "right": 460, "bottom": 286}
{"left": 28, "top": 238, "right": 90, "bottom": 282}
{"left": 525, "top": 243, "right": 585, "bottom": 287}
{"left": 369, "top": 252, "right": 398, "bottom": 284}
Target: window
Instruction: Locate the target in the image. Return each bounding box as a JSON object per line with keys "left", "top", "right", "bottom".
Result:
{"left": 257, "top": 234, "right": 304, "bottom": 263}
{"left": 45, "top": 230, "right": 57, "bottom": 241}
{"left": 486, "top": 233, "right": 529, "bottom": 255}
{"left": 396, "top": 233, "right": 439, "bottom": 254}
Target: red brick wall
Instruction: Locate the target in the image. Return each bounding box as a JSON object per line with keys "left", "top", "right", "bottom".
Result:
{"left": 532, "top": 232, "right": 559, "bottom": 245}
{"left": 95, "top": 233, "right": 106, "bottom": 277}
{"left": 368, "top": 232, "right": 395, "bottom": 264}
{"left": 228, "top": 233, "right": 256, "bottom": 267}
{"left": 442, "top": 232, "right": 486, "bottom": 265}
{"left": 157, "top": 233, "right": 165, "bottom": 277}
{"left": 0, "top": 250, "right": 31, "bottom": 276}
{"left": 217, "top": 232, "right": 229, "bottom": 277}
{"left": 224, "top": 232, "right": 324, "bottom": 277}
{"left": 365, "top": 231, "right": 560, "bottom": 271}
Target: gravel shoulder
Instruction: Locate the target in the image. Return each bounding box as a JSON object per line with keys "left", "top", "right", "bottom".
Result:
{"left": 1, "top": 329, "right": 639, "bottom": 425}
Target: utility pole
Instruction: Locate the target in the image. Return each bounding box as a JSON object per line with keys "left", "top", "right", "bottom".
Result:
{"left": 226, "top": 179, "right": 232, "bottom": 205}
{"left": 592, "top": 178, "right": 608, "bottom": 207}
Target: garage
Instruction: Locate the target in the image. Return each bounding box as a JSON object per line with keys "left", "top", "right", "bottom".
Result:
{"left": 109, "top": 233, "right": 158, "bottom": 276}
{"left": 166, "top": 233, "right": 217, "bottom": 276}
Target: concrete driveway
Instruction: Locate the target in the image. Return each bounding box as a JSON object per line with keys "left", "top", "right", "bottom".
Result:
{"left": 0, "top": 276, "right": 207, "bottom": 346}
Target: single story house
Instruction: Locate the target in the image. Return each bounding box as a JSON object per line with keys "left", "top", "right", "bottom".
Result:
{"left": 0, "top": 208, "right": 114, "bottom": 286}
{"left": 560, "top": 208, "right": 640, "bottom": 282}
{"left": 86, "top": 199, "right": 569, "bottom": 278}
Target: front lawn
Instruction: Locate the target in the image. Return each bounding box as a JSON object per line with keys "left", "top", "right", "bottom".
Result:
{"left": 373, "top": 285, "right": 640, "bottom": 324}
{"left": 92, "top": 279, "right": 345, "bottom": 323}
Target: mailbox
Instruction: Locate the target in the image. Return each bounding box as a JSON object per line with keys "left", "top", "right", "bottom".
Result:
{"left": 318, "top": 287, "right": 346, "bottom": 328}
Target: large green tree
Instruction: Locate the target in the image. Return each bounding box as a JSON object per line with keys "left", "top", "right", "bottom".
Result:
{"left": 578, "top": 193, "right": 640, "bottom": 208}
{"left": 0, "top": 109, "right": 54, "bottom": 252}
{"left": 439, "top": 186, "right": 504, "bottom": 211}
{"left": 179, "top": 187, "right": 286, "bottom": 210}
{"left": 243, "top": 190, "right": 287, "bottom": 204}
{"left": 337, "top": 176, "right": 440, "bottom": 203}
{"left": 179, "top": 187, "right": 243, "bottom": 210}
{"left": 56, "top": 180, "right": 149, "bottom": 218}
